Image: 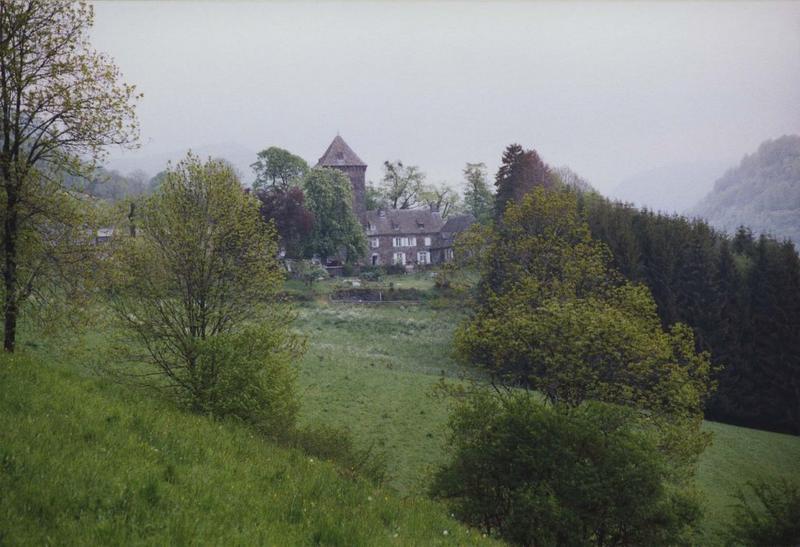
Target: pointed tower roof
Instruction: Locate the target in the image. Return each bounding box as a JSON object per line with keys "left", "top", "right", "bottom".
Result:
{"left": 317, "top": 135, "right": 366, "bottom": 167}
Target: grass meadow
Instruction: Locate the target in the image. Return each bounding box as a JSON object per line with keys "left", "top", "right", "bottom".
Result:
{"left": 0, "top": 350, "right": 496, "bottom": 545}
{"left": 291, "top": 280, "right": 800, "bottom": 543}
{"left": 1, "top": 274, "right": 798, "bottom": 544}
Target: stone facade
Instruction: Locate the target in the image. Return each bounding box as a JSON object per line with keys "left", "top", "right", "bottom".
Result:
{"left": 316, "top": 135, "right": 367, "bottom": 219}
{"left": 364, "top": 208, "right": 444, "bottom": 268}
{"left": 317, "top": 135, "right": 474, "bottom": 270}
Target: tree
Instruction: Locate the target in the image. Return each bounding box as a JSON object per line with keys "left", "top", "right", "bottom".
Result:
{"left": 255, "top": 185, "right": 314, "bottom": 259}
{"left": 0, "top": 0, "right": 139, "bottom": 351}
{"left": 364, "top": 180, "right": 385, "bottom": 211}
{"left": 379, "top": 160, "right": 425, "bottom": 209}
{"left": 462, "top": 162, "right": 494, "bottom": 224}
{"left": 109, "top": 154, "right": 300, "bottom": 430}
{"left": 421, "top": 181, "right": 460, "bottom": 218}
{"left": 580, "top": 192, "right": 800, "bottom": 434}
{"left": 726, "top": 479, "right": 800, "bottom": 546}
{"left": 494, "top": 144, "right": 553, "bottom": 219}
{"left": 301, "top": 167, "right": 366, "bottom": 263}
{"left": 431, "top": 392, "right": 702, "bottom": 546}
{"left": 250, "top": 146, "right": 309, "bottom": 191}
{"left": 552, "top": 165, "right": 596, "bottom": 194}
{"left": 456, "top": 187, "right": 712, "bottom": 472}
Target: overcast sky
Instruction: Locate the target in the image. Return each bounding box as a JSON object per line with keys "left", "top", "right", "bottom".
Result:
{"left": 93, "top": 1, "right": 800, "bottom": 193}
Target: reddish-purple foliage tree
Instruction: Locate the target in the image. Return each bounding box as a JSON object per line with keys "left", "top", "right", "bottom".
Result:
{"left": 494, "top": 144, "right": 554, "bottom": 219}
{"left": 256, "top": 187, "right": 314, "bottom": 258}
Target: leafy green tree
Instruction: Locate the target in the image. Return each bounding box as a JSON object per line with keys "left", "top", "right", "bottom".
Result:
{"left": 301, "top": 167, "right": 366, "bottom": 263}
{"left": 364, "top": 181, "right": 385, "bottom": 211}
{"left": 250, "top": 146, "right": 309, "bottom": 191}
{"left": 462, "top": 162, "right": 494, "bottom": 224}
{"left": 726, "top": 479, "right": 800, "bottom": 546}
{"left": 431, "top": 391, "right": 702, "bottom": 546}
{"left": 379, "top": 160, "right": 425, "bottom": 209}
{"left": 494, "top": 144, "right": 553, "bottom": 219}
{"left": 0, "top": 0, "right": 140, "bottom": 351}
{"left": 109, "top": 154, "right": 301, "bottom": 431}
{"left": 456, "top": 187, "right": 713, "bottom": 472}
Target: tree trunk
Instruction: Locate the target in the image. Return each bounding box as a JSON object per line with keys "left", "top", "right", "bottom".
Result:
{"left": 3, "top": 184, "right": 18, "bottom": 352}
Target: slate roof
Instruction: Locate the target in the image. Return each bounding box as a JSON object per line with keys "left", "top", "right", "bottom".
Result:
{"left": 441, "top": 214, "right": 476, "bottom": 234}
{"left": 317, "top": 135, "right": 366, "bottom": 167}
{"left": 364, "top": 208, "right": 444, "bottom": 235}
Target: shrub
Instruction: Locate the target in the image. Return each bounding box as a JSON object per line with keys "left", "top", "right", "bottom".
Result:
{"left": 726, "top": 479, "right": 800, "bottom": 546}
{"left": 190, "top": 325, "right": 300, "bottom": 434}
{"left": 109, "top": 155, "right": 303, "bottom": 432}
{"left": 359, "top": 266, "right": 384, "bottom": 282}
{"left": 431, "top": 391, "right": 702, "bottom": 546}
{"left": 291, "top": 260, "right": 328, "bottom": 287}
{"left": 385, "top": 264, "right": 406, "bottom": 275}
{"left": 287, "top": 423, "right": 387, "bottom": 484}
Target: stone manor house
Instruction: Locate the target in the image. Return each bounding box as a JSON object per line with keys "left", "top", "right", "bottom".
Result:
{"left": 316, "top": 135, "right": 474, "bottom": 270}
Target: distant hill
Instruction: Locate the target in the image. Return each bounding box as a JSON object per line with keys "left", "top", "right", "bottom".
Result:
{"left": 691, "top": 135, "right": 800, "bottom": 245}
{"left": 609, "top": 161, "right": 729, "bottom": 214}
{"left": 106, "top": 141, "right": 258, "bottom": 185}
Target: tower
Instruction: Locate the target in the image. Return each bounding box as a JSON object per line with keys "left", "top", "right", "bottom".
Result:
{"left": 316, "top": 135, "right": 367, "bottom": 219}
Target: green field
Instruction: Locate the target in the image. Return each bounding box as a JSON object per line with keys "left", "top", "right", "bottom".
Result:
{"left": 289, "top": 286, "right": 800, "bottom": 543}
{"left": 0, "top": 351, "right": 496, "bottom": 545}
{"left": 2, "top": 275, "right": 799, "bottom": 544}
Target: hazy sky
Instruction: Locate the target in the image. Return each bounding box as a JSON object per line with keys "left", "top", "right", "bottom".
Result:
{"left": 93, "top": 1, "right": 800, "bottom": 193}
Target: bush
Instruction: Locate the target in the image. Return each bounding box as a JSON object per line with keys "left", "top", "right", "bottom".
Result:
{"left": 287, "top": 423, "right": 387, "bottom": 484}
{"left": 431, "top": 391, "right": 702, "bottom": 546}
{"left": 726, "top": 479, "right": 800, "bottom": 546}
{"left": 359, "top": 266, "right": 384, "bottom": 282}
{"left": 385, "top": 263, "right": 406, "bottom": 275}
{"left": 291, "top": 260, "right": 328, "bottom": 287}
{"left": 190, "top": 325, "right": 300, "bottom": 435}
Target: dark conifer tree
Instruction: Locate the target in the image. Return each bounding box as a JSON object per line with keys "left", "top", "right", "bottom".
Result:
{"left": 494, "top": 144, "right": 553, "bottom": 219}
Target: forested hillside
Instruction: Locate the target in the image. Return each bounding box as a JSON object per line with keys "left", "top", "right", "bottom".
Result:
{"left": 581, "top": 195, "right": 800, "bottom": 434}
{"left": 692, "top": 135, "right": 800, "bottom": 245}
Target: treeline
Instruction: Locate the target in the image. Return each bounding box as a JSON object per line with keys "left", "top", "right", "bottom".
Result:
{"left": 580, "top": 195, "right": 800, "bottom": 434}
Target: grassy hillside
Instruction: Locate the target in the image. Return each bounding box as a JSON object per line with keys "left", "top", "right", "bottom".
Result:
{"left": 0, "top": 352, "right": 495, "bottom": 545}
{"left": 3, "top": 276, "right": 798, "bottom": 544}
{"left": 292, "top": 295, "right": 800, "bottom": 542}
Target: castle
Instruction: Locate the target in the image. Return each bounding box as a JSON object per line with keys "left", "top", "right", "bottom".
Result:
{"left": 316, "top": 135, "right": 473, "bottom": 269}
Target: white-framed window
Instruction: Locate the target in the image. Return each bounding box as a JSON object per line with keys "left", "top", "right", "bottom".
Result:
{"left": 393, "top": 237, "right": 415, "bottom": 247}
{"left": 424, "top": 236, "right": 431, "bottom": 246}
{"left": 370, "top": 238, "right": 380, "bottom": 248}
{"left": 392, "top": 252, "right": 406, "bottom": 265}
{"left": 417, "top": 251, "right": 431, "bottom": 264}
{"left": 445, "top": 248, "right": 454, "bottom": 261}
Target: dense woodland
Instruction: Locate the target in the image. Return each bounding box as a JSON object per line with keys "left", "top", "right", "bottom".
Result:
{"left": 582, "top": 196, "right": 800, "bottom": 434}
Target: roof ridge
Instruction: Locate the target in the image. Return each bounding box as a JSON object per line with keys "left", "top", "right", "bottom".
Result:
{"left": 317, "top": 135, "right": 366, "bottom": 167}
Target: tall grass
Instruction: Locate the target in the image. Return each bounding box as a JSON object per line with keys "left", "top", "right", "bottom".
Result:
{"left": 0, "top": 352, "right": 495, "bottom": 545}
